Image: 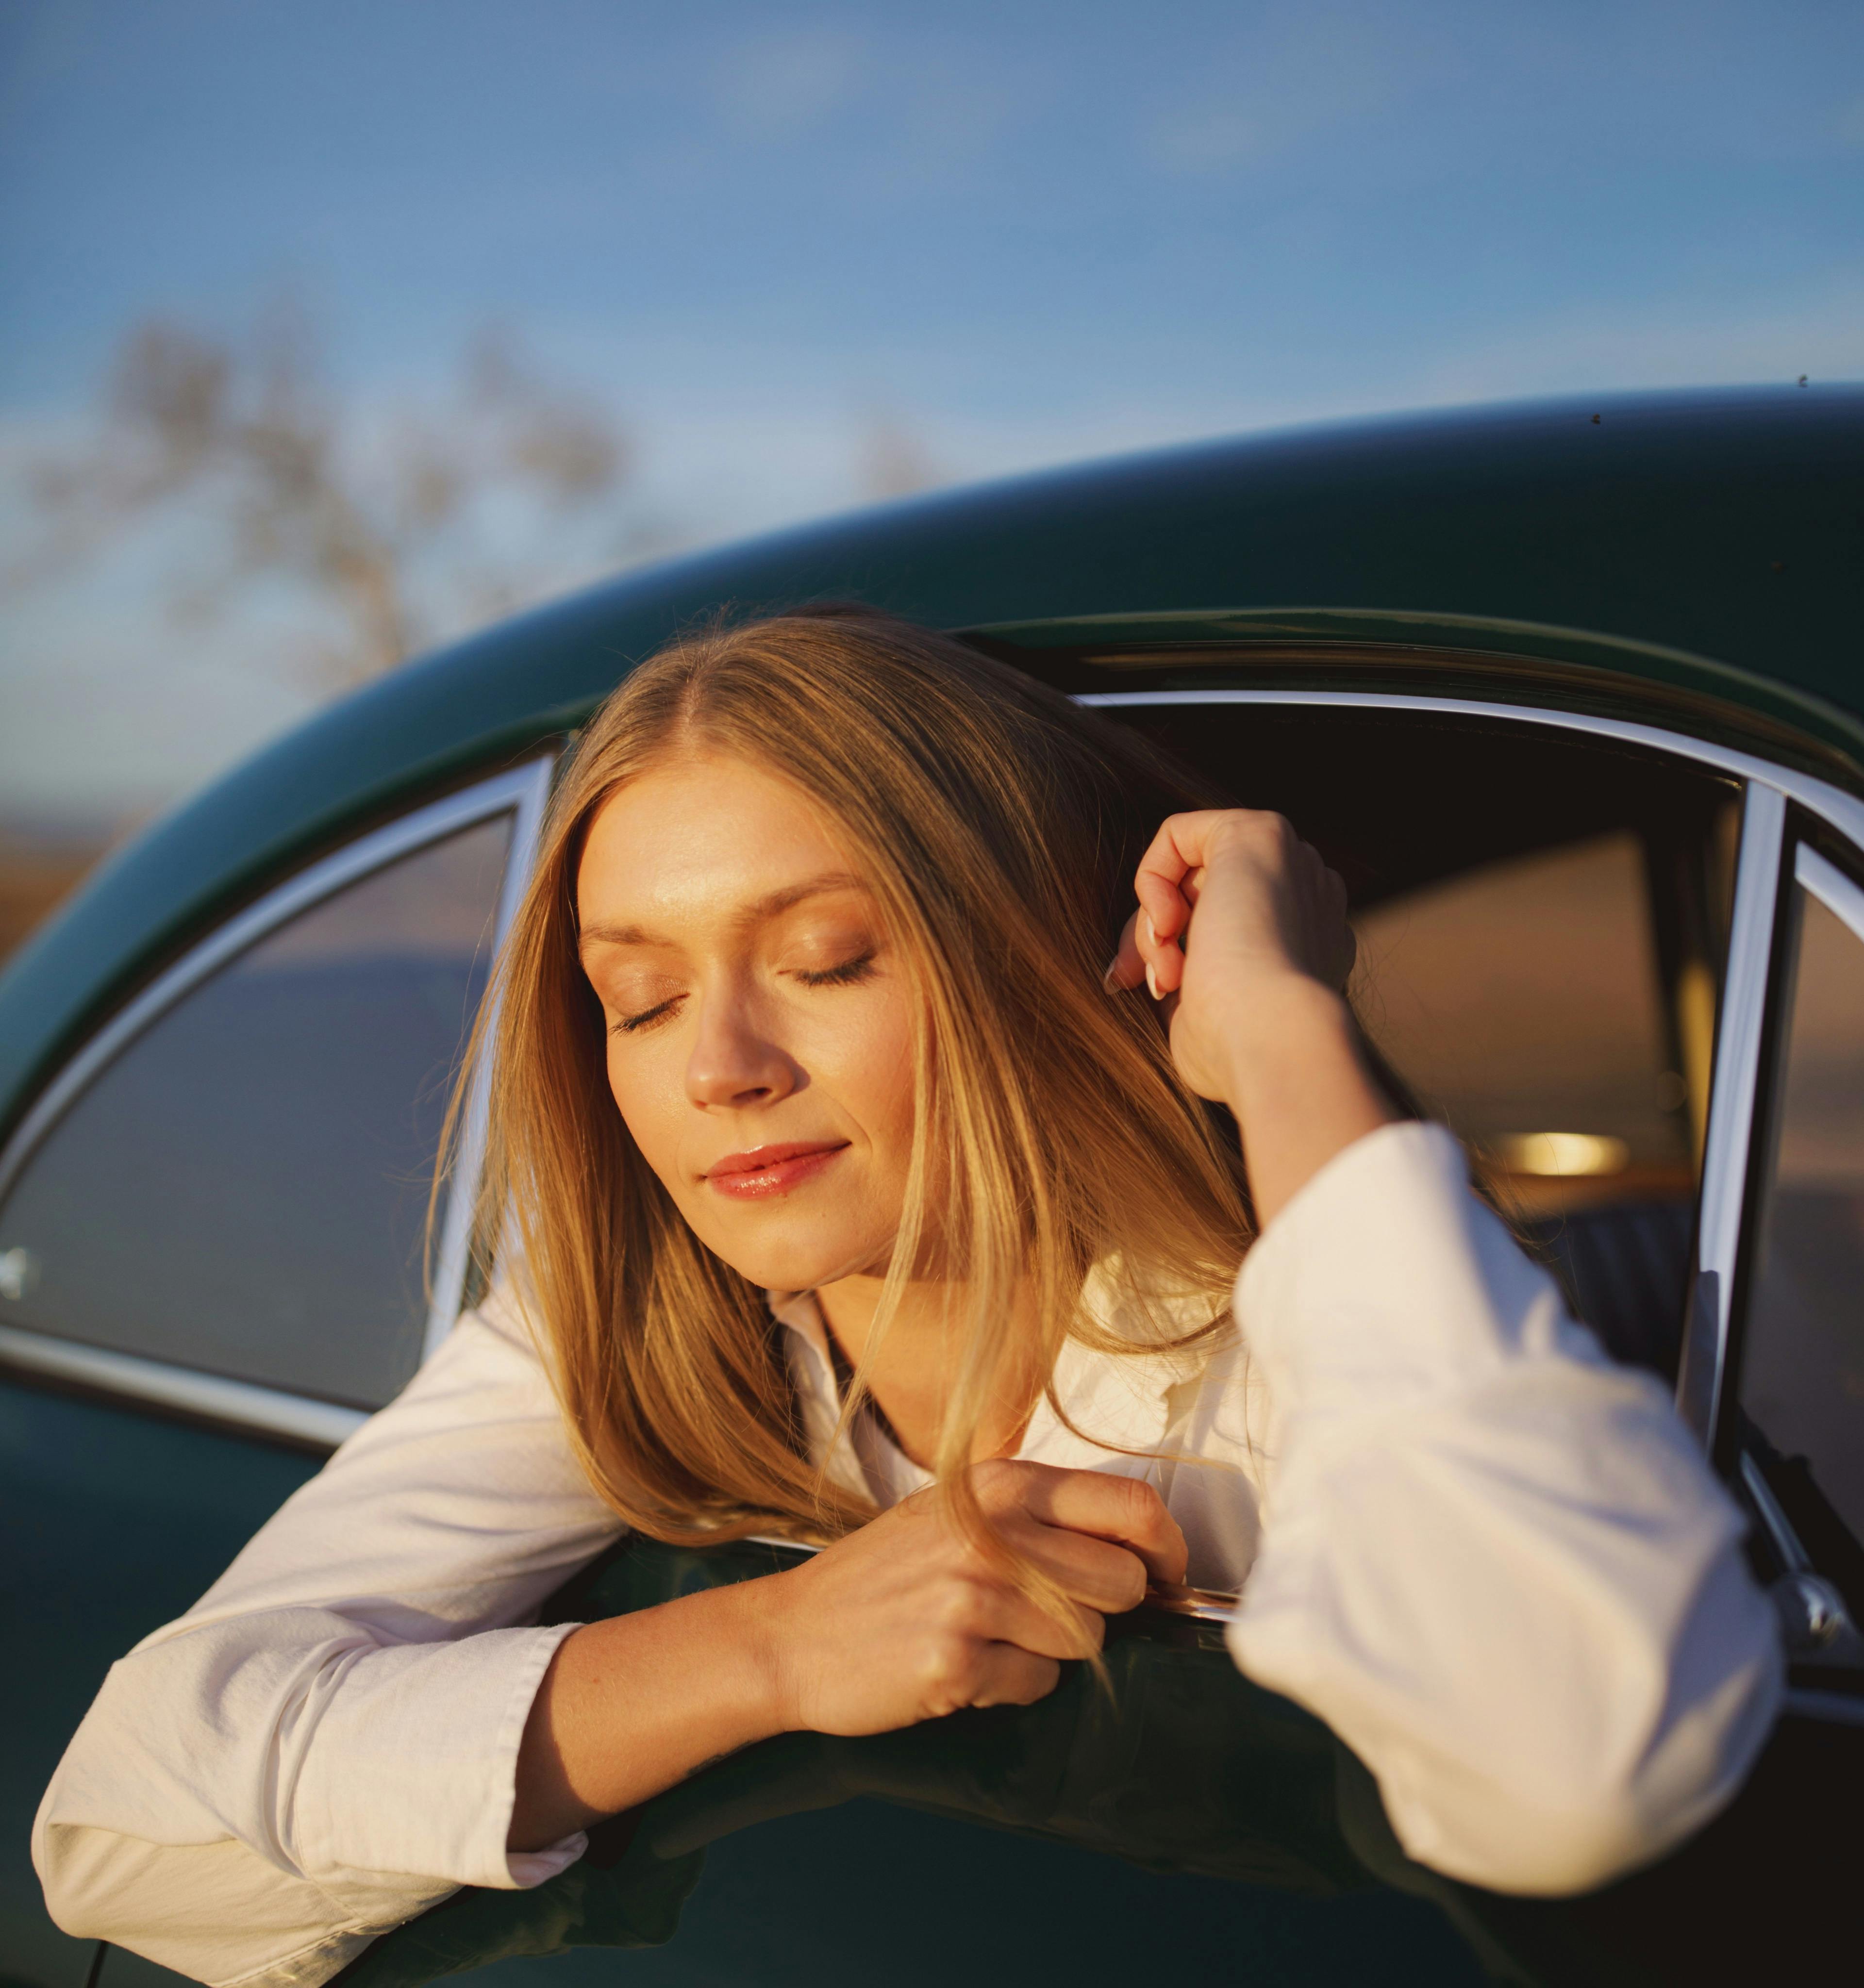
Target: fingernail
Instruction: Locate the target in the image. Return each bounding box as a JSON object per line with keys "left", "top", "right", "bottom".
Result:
{"left": 1145, "top": 961, "right": 1160, "bottom": 1001}
{"left": 1139, "top": 910, "right": 1156, "bottom": 948}
{"left": 1101, "top": 957, "right": 1123, "bottom": 993}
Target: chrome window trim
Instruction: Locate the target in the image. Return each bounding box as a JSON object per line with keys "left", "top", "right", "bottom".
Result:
{"left": 421, "top": 759, "right": 552, "bottom": 1362}
{"left": 1797, "top": 842, "right": 1864, "bottom": 947}
{"left": 1679, "top": 783, "right": 1785, "bottom": 1446}
{"left": 0, "top": 756, "right": 555, "bottom": 1446}
{"left": 0, "top": 1321, "right": 367, "bottom": 1449}
{"left": 1080, "top": 690, "right": 1864, "bottom": 1451}
{"left": 1076, "top": 689, "right": 1864, "bottom": 849}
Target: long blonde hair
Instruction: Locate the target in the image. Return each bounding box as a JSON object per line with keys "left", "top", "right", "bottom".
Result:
{"left": 459, "top": 606, "right": 1253, "bottom": 1549}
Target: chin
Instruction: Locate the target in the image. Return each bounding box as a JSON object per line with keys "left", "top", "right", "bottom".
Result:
{"left": 692, "top": 1215, "right": 888, "bottom": 1295}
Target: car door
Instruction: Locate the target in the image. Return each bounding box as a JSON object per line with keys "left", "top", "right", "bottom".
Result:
{"left": 0, "top": 759, "right": 551, "bottom": 1988}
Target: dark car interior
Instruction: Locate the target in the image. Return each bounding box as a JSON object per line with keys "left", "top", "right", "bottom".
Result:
{"left": 1100, "top": 700, "right": 1738, "bottom": 1385}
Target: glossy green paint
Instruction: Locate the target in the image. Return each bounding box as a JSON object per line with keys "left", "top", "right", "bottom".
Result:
{"left": 0, "top": 1382, "right": 322, "bottom": 1986}
{"left": 341, "top": 1538, "right": 1492, "bottom": 1988}
{"left": 334, "top": 1536, "right": 1861, "bottom": 1988}
{"left": 3, "top": 385, "right": 1860, "bottom": 1142}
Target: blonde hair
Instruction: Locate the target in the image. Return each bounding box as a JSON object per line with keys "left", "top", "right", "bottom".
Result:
{"left": 458, "top": 607, "right": 1253, "bottom": 1554}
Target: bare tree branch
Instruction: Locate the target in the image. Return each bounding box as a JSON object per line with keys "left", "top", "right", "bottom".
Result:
{"left": 13, "top": 301, "right": 636, "bottom": 686}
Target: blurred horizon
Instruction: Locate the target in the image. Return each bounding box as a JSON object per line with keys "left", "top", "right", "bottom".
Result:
{"left": 3, "top": 0, "right": 1862, "bottom": 895}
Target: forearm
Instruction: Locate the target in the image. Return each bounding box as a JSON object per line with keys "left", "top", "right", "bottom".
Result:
{"left": 509, "top": 1576, "right": 790, "bottom": 1851}
{"left": 1225, "top": 1122, "right": 1781, "bottom": 1891}
{"left": 1215, "top": 976, "right": 1396, "bottom": 1228}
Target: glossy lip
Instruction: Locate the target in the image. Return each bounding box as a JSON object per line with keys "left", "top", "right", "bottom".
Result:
{"left": 705, "top": 1140, "right": 849, "bottom": 1199}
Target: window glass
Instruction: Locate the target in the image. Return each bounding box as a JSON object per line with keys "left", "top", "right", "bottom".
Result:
{"left": 1740, "top": 872, "right": 1864, "bottom": 1567}
{"left": 1354, "top": 832, "right": 1693, "bottom": 1202}
{"left": 0, "top": 814, "right": 511, "bottom": 1408}
{"left": 1353, "top": 831, "right": 1705, "bottom": 1376}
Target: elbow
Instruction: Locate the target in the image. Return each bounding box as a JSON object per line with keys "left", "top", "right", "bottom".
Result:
{"left": 33, "top": 1817, "right": 115, "bottom": 1944}
{"left": 1392, "top": 1784, "right": 1685, "bottom": 1898}
{"left": 1383, "top": 1640, "right": 1785, "bottom": 1898}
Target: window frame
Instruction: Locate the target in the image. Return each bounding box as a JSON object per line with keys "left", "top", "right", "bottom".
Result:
{"left": 0, "top": 755, "right": 554, "bottom": 1448}
{"left": 1085, "top": 687, "right": 1864, "bottom": 1731}
{"left": 1079, "top": 688, "right": 1864, "bottom": 1441}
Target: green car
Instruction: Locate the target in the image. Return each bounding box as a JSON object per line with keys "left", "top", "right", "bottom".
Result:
{"left": 3, "top": 388, "right": 1860, "bottom": 1988}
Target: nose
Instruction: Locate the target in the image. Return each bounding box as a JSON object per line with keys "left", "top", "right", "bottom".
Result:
{"left": 684, "top": 985, "right": 799, "bottom": 1111}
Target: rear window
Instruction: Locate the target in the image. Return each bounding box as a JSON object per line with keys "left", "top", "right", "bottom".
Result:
{"left": 0, "top": 815, "right": 510, "bottom": 1408}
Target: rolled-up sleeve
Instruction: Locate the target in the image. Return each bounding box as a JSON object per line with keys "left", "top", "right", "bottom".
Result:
{"left": 1225, "top": 1121, "right": 1782, "bottom": 1896}
{"left": 33, "top": 1288, "right": 623, "bottom": 1988}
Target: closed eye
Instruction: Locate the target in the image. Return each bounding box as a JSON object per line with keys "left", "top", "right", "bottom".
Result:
{"left": 614, "top": 994, "right": 684, "bottom": 1035}
{"left": 795, "top": 951, "right": 876, "bottom": 988}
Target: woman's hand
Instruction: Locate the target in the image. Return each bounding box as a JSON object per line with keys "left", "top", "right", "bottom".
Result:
{"left": 512, "top": 1463, "right": 1184, "bottom": 1851}
{"left": 759, "top": 1461, "right": 1187, "bottom": 1736}
{"left": 1104, "top": 809, "right": 1354, "bottom": 1102}
{"left": 1105, "top": 809, "right": 1396, "bottom": 1226}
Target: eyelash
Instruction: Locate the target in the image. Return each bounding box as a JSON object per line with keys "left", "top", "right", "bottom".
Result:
{"left": 614, "top": 998, "right": 678, "bottom": 1036}
{"left": 795, "top": 950, "right": 876, "bottom": 988}
{"left": 612, "top": 951, "right": 876, "bottom": 1034}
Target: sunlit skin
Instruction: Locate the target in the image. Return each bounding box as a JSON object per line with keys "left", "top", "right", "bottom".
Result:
{"left": 509, "top": 758, "right": 1394, "bottom": 1851}
{"left": 577, "top": 754, "right": 1030, "bottom": 1462}
{"left": 577, "top": 755, "right": 915, "bottom": 1301}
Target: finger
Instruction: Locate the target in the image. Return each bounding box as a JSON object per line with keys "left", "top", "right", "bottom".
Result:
{"left": 965, "top": 1583, "right": 1106, "bottom": 1661}
{"left": 963, "top": 1643, "right": 1063, "bottom": 1710}
{"left": 1115, "top": 895, "right": 1187, "bottom": 1003}
{"left": 1000, "top": 1465, "right": 1190, "bottom": 1586}
{"left": 1133, "top": 811, "right": 1232, "bottom": 908}
{"left": 999, "top": 1519, "right": 1154, "bottom": 1614}
{"left": 1133, "top": 811, "right": 1270, "bottom": 996}
{"left": 1102, "top": 909, "right": 1145, "bottom": 993}
{"left": 1133, "top": 817, "right": 1209, "bottom": 953}
{"left": 1134, "top": 896, "right": 1187, "bottom": 998}
{"left": 1133, "top": 867, "right": 1188, "bottom": 950}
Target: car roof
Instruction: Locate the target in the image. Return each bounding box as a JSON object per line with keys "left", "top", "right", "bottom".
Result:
{"left": 3, "top": 383, "right": 1861, "bottom": 1137}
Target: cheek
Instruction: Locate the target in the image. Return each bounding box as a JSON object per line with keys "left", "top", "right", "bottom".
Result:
{"left": 818, "top": 987, "right": 918, "bottom": 1154}
{"left": 602, "top": 1040, "right": 687, "bottom": 1185}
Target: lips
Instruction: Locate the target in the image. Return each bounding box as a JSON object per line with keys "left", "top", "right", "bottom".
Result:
{"left": 704, "top": 1140, "right": 849, "bottom": 1199}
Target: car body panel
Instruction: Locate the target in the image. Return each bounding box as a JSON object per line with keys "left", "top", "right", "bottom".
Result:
{"left": 335, "top": 1536, "right": 1861, "bottom": 1988}
{"left": 1, "top": 1381, "right": 322, "bottom": 1986}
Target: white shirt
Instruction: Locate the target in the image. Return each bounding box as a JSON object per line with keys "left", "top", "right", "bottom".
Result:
{"left": 33, "top": 1124, "right": 1783, "bottom": 1988}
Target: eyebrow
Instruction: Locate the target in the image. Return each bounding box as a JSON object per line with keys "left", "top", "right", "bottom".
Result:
{"left": 577, "top": 870, "right": 871, "bottom": 953}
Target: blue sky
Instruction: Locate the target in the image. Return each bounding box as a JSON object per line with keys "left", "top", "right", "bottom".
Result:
{"left": 3, "top": 0, "right": 1862, "bottom": 815}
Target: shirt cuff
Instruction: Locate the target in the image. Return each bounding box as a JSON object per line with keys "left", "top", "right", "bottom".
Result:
{"left": 297, "top": 1621, "right": 587, "bottom": 1894}
{"left": 1232, "top": 1119, "right": 1585, "bottom": 1427}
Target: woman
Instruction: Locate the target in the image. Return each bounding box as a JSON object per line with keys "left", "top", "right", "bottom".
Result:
{"left": 36, "top": 609, "right": 1779, "bottom": 1987}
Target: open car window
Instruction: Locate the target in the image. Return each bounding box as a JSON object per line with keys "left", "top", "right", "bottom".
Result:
{"left": 1112, "top": 701, "right": 1739, "bottom": 1382}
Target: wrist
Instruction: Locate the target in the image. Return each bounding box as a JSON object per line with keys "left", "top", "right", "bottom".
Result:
{"left": 1211, "top": 976, "right": 1398, "bottom": 1229}
{"left": 1210, "top": 974, "right": 1354, "bottom": 1113}
{"left": 725, "top": 1564, "right": 806, "bottom": 1737}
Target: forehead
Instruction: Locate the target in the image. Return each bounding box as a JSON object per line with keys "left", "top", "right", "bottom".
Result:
{"left": 577, "top": 754, "right": 860, "bottom": 924}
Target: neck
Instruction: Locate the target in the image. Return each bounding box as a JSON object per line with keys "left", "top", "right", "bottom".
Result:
{"left": 813, "top": 1272, "right": 1039, "bottom": 1470}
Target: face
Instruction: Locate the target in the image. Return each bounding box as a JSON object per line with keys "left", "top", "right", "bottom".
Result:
{"left": 577, "top": 753, "right": 917, "bottom": 1292}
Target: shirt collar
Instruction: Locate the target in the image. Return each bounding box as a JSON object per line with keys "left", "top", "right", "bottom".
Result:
{"left": 766, "top": 1271, "right": 1211, "bottom": 1479}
